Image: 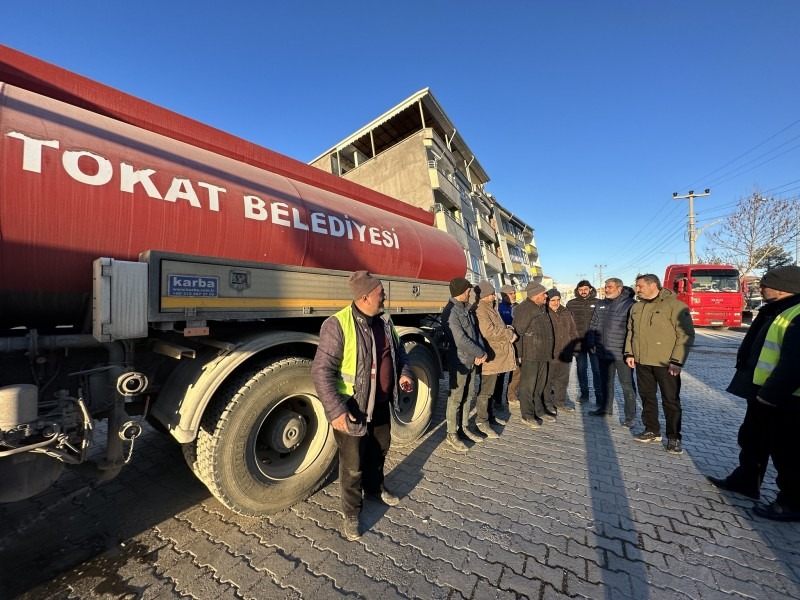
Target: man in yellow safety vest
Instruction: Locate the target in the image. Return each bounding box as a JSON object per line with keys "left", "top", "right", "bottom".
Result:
{"left": 707, "top": 265, "right": 800, "bottom": 521}
{"left": 312, "top": 271, "right": 414, "bottom": 539}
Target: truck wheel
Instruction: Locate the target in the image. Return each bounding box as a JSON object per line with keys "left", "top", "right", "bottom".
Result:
{"left": 194, "top": 357, "right": 337, "bottom": 516}
{"left": 391, "top": 341, "right": 439, "bottom": 447}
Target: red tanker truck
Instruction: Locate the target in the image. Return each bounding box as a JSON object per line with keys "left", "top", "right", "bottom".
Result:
{"left": 0, "top": 46, "right": 466, "bottom": 514}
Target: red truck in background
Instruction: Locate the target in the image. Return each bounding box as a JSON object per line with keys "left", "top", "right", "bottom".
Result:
{"left": 0, "top": 46, "right": 466, "bottom": 515}
{"left": 663, "top": 264, "right": 743, "bottom": 328}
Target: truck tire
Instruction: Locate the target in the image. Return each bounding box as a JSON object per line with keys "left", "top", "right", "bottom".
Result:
{"left": 194, "top": 357, "right": 337, "bottom": 516}
{"left": 391, "top": 341, "right": 439, "bottom": 447}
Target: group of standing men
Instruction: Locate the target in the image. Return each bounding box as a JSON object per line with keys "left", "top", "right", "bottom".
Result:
{"left": 311, "top": 264, "right": 800, "bottom": 542}
{"left": 444, "top": 273, "right": 696, "bottom": 455}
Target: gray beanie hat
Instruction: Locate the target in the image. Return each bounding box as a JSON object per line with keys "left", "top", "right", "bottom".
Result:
{"left": 525, "top": 281, "right": 547, "bottom": 297}
{"left": 349, "top": 270, "right": 381, "bottom": 300}
{"left": 477, "top": 280, "right": 496, "bottom": 296}
{"left": 760, "top": 266, "right": 800, "bottom": 294}
{"left": 500, "top": 284, "right": 515, "bottom": 295}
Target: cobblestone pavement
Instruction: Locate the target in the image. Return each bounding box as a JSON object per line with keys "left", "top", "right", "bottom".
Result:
{"left": 1, "top": 329, "right": 799, "bottom": 599}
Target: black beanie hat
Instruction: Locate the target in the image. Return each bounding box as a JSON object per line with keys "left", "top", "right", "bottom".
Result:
{"left": 760, "top": 266, "right": 800, "bottom": 294}
{"left": 449, "top": 277, "right": 472, "bottom": 297}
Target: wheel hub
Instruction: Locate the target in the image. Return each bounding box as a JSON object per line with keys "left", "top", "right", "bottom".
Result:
{"left": 268, "top": 409, "right": 307, "bottom": 453}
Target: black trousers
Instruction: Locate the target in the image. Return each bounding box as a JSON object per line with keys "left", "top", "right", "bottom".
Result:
{"left": 519, "top": 360, "right": 552, "bottom": 420}
{"left": 731, "top": 397, "right": 800, "bottom": 507}
{"left": 636, "top": 363, "right": 682, "bottom": 440}
{"left": 332, "top": 401, "right": 392, "bottom": 518}
{"left": 548, "top": 360, "right": 571, "bottom": 407}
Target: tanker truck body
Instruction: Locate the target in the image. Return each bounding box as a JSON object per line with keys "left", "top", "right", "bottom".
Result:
{"left": 0, "top": 46, "right": 466, "bottom": 515}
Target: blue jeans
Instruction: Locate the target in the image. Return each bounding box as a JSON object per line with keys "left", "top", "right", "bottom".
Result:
{"left": 575, "top": 351, "right": 602, "bottom": 402}
{"left": 598, "top": 358, "right": 637, "bottom": 419}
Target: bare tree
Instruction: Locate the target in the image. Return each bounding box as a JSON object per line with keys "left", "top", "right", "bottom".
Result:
{"left": 702, "top": 190, "right": 798, "bottom": 276}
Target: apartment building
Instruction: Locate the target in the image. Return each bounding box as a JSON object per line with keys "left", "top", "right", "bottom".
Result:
{"left": 309, "top": 88, "right": 543, "bottom": 290}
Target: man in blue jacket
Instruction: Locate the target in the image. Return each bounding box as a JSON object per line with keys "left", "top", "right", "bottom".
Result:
{"left": 587, "top": 278, "right": 637, "bottom": 425}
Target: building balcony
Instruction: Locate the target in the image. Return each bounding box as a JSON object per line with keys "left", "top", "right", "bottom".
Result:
{"left": 526, "top": 243, "right": 538, "bottom": 258}
{"left": 433, "top": 206, "right": 469, "bottom": 249}
{"left": 530, "top": 265, "right": 543, "bottom": 277}
{"left": 480, "top": 242, "right": 503, "bottom": 273}
{"left": 477, "top": 213, "right": 495, "bottom": 241}
{"left": 428, "top": 162, "right": 460, "bottom": 210}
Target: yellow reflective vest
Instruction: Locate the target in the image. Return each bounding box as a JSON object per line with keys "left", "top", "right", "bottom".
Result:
{"left": 753, "top": 303, "right": 800, "bottom": 397}
{"left": 332, "top": 306, "right": 359, "bottom": 397}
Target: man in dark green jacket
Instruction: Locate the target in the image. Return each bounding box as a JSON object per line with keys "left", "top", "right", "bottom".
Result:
{"left": 624, "top": 274, "right": 695, "bottom": 454}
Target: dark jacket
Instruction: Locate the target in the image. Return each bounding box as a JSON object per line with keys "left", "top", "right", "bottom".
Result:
{"left": 312, "top": 304, "right": 411, "bottom": 432}
{"left": 726, "top": 293, "right": 800, "bottom": 410}
{"left": 513, "top": 298, "right": 554, "bottom": 362}
{"left": 624, "top": 288, "right": 695, "bottom": 367}
{"left": 549, "top": 305, "right": 579, "bottom": 363}
{"left": 566, "top": 286, "right": 599, "bottom": 352}
{"left": 587, "top": 287, "right": 635, "bottom": 361}
{"left": 442, "top": 296, "right": 485, "bottom": 373}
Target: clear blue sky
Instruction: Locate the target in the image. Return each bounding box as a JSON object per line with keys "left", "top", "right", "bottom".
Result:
{"left": 5, "top": 1, "right": 800, "bottom": 288}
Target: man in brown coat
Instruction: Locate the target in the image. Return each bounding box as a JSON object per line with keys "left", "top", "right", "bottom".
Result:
{"left": 546, "top": 289, "right": 579, "bottom": 413}
{"left": 474, "top": 280, "right": 518, "bottom": 438}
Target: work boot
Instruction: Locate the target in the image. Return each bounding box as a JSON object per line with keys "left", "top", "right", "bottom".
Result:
{"left": 365, "top": 486, "right": 400, "bottom": 506}
{"left": 462, "top": 426, "right": 486, "bottom": 442}
{"left": 446, "top": 433, "right": 469, "bottom": 452}
{"left": 706, "top": 475, "right": 759, "bottom": 500}
{"left": 475, "top": 422, "right": 499, "bottom": 439}
{"left": 342, "top": 516, "right": 361, "bottom": 541}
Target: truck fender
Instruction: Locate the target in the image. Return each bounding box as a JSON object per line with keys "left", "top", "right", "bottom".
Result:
{"left": 393, "top": 326, "right": 443, "bottom": 374}
{"left": 150, "top": 330, "right": 319, "bottom": 443}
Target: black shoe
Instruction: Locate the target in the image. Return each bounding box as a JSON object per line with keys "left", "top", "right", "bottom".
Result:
{"left": 588, "top": 409, "right": 610, "bottom": 417}
{"left": 342, "top": 516, "right": 361, "bottom": 541}
{"left": 753, "top": 501, "right": 800, "bottom": 522}
{"left": 621, "top": 418, "right": 635, "bottom": 428}
{"left": 365, "top": 487, "right": 400, "bottom": 506}
{"left": 446, "top": 433, "right": 469, "bottom": 452}
{"left": 540, "top": 413, "right": 557, "bottom": 423}
{"left": 633, "top": 430, "right": 662, "bottom": 443}
{"left": 489, "top": 416, "right": 507, "bottom": 426}
{"left": 578, "top": 394, "right": 589, "bottom": 404}
{"left": 556, "top": 404, "right": 576, "bottom": 413}
{"left": 666, "top": 439, "right": 683, "bottom": 454}
{"left": 706, "top": 476, "right": 760, "bottom": 500}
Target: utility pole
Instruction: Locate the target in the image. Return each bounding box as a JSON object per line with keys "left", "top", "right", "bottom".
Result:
{"left": 672, "top": 189, "right": 710, "bottom": 264}
{"left": 576, "top": 273, "right": 587, "bottom": 282}
{"left": 594, "top": 264, "right": 606, "bottom": 295}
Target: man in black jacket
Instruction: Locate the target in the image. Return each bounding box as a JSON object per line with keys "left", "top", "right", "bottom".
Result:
{"left": 707, "top": 266, "right": 800, "bottom": 521}
{"left": 567, "top": 280, "right": 602, "bottom": 405}
{"left": 513, "top": 281, "right": 556, "bottom": 428}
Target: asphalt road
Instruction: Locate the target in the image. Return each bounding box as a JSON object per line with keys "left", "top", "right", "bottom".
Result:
{"left": 1, "top": 329, "right": 799, "bottom": 599}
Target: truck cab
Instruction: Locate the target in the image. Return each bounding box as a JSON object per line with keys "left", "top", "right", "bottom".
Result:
{"left": 664, "top": 264, "right": 743, "bottom": 328}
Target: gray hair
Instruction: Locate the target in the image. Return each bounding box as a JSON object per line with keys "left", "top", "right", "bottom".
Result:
{"left": 605, "top": 277, "right": 623, "bottom": 288}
